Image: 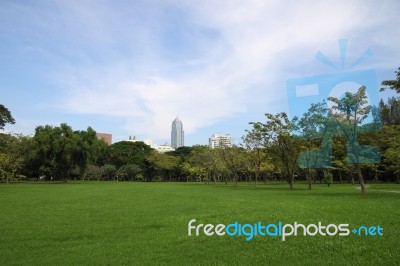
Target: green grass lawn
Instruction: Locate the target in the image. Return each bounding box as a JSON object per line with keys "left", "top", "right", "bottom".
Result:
{"left": 0, "top": 181, "right": 399, "bottom": 265}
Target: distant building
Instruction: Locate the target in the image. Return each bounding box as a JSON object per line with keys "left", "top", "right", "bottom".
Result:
{"left": 209, "top": 134, "right": 233, "bottom": 148}
{"left": 171, "top": 116, "right": 184, "bottom": 148}
{"left": 156, "top": 144, "right": 175, "bottom": 153}
{"left": 128, "top": 137, "right": 174, "bottom": 153}
{"left": 96, "top": 133, "right": 112, "bottom": 145}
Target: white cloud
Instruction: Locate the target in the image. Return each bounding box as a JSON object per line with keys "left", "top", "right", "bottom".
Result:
{"left": 30, "top": 0, "right": 400, "bottom": 141}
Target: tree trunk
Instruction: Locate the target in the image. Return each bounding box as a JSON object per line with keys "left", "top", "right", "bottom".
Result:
{"left": 289, "top": 173, "right": 294, "bottom": 190}
{"left": 357, "top": 166, "right": 367, "bottom": 194}
{"left": 255, "top": 171, "right": 259, "bottom": 187}
{"left": 307, "top": 171, "right": 312, "bottom": 190}
{"left": 396, "top": 172, "right": 399, "bottom": 184}
{"left": 339, "top": 170, "right": 342, "bottom": 184}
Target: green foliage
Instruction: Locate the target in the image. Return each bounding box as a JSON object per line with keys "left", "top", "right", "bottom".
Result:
{"left": 31, "top": 124, "right": 107, "bottom": 180}
{"left": 2, "top": 68, "right": 400, "bottom": 184}
{"left": 380, "top": 66, "right": 400, "bottom": 93}
{"left": 85, "top": 165, "right": 102, "bottom": 180}
{"left": 0, "top": 104, "right": 15, "bottom": 130}
{"left": 328, "top": 87, "right": 373, "bottom": 194}
{"left": 146, "top": 151, "right": 179, "bottom": 181}
{"left": 100, "top": 164, "right": 116, "bottom": 180}
{"left": 296, "top": 101, "right": 333, "bottom": 169}
{"left": 166, "top": 146, "right": 193, "bottom": 158}
{"left": 253, "top": 112, "right": 299, "bottom": 189}
{"left": 185, "top": 146, "right": 223, "bottom": 183}
{"left": 323, "top": 173, "right": 333, "bottom": 186}
{"left": 379, "top": 97, "right": 400, "bottom": 125}
{"left": 117, "top": 163, "right": 142, "bottom": 181}
{"left": 242, "top": 122, "right": 272, "bottom": 186}
{"left": 109, "top": 141, "right": 153, "bottom": 170}
{"left": 0, "top": 134, "right": 25, "bottom": 182}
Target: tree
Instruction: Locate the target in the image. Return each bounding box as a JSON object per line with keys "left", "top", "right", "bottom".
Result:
{"left": 73, "top": 127, "right": 99, "bottom": 180}
{"left": 187, "top": 146, "right": 227, "bottom": 184}
{"left": 85, "top": 165, "right": 102, "bottom": 180}
{"left": 380, "top": 67, "right": 400, "bottom": 94}
{"left": 109, "top": 141, "right": 153, "bottom": 170}
{"left": 328, "top": 86, "right": 378, "bottom": 194}
{"left": 296, "top": 101, "right": 333, "bottom": 190}
{"left": 242, "top": 122, "right": 271, "bottom": 186}
{"left": 101, "top": 164, "right": 116, "bottom": 181}
{"left": 32, "top": 124, "right": 104, "bottom": 181}
{"left": 116, "top": 163, "right": 142, "bottom": 181}
{"left": 379, "top": 97, "right": 400, "bottom": 125}
{"left": 146, "top": 151, "right": 179, "bottom": 181}
{"left": 219, "top": 146, "right": 246, "bottom": 187}
{"left": 323, "top": 173, "right": 333, "bottom": 187}
{"left": 0, "top": 134, "right": 24, "bottom": 182}
{"left": 255, "top": 112, "right": 299, "bottom": 189}
{"left": 32, "top": 124, "right": 76, "bottom": 181}
{"left": 0, "top": 104, "right": 15, "bottom": 130}
{"left": 384, "top": 147, "right": 400, "bottom": 183}
{"left": 379, "top": 125, "right": 400, "bottom": 183}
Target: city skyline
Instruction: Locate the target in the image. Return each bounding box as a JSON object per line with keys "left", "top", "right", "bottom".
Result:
{"left": 1, "top": 1, "right": 399, "bottom": 146}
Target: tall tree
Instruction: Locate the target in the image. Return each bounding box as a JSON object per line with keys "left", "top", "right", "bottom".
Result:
{"left": 296, "top": 101, "right": 334, "bottom": 190}
{"left": 191, "top": 146, "right": 227, "bottom": 184}
{"left": 258, "top": 113, "right": 299, "bottom": 189}
{"left": 379, "top": 97, "right": 400, "bottom": 125}
{"left": 328, "top": 86, "right": 377, "bottom": 194}
{"left": 379, "top": 125, "right": 400, "bottom": 183}
{"left": 0, "top": 134, "right": 24, "bottom": 183}
{"left": 219, "top": 146, "right": 246, "bottom": 187}
{"left": 146, "top": 151, "right": 179, "bottom": 181}
{"left": 0, "top": 104, "right": 15, "bottom": 130}
{"left": 242, "top": 122, "right": 271, "bottom": 186}
{"left": 32, "top": 124, "right": 104, "bottom": 181}
{"left": 73, "top": 127, "right": 99, "bottom": 180}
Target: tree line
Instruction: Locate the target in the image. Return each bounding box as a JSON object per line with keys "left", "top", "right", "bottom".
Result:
{"left": 1, "top": 68, "right": 399, "bottom": 194}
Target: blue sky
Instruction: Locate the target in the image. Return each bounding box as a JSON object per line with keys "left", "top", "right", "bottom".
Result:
{"left": 1, "top": 0, "right": 399, "bottom": 146}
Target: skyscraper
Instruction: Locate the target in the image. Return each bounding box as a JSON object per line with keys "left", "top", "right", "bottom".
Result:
{"left": 171, "top": 116, "right": 184, "bottom": 148}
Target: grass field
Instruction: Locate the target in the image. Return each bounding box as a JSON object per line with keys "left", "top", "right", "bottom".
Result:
{"left": 0, "top": 181, "right": 399, "bottom": 265}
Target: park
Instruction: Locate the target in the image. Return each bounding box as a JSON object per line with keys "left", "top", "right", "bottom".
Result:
{"left": 1, "top": 67, "right": 400, "bottom": 265}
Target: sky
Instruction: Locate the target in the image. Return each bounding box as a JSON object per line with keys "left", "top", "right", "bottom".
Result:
{"left": 1, "top": 0, "right": 399, "bottom": 146}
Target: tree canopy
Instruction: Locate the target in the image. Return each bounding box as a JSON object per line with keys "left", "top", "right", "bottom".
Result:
{"left": 0, "top": 104, "right": 15, "bottom": 130}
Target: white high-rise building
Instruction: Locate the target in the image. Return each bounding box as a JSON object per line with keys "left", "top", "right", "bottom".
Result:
{"left": 209, "top": 134, "right": 233, "bottom": 148}
{"left": 171, "top": 116, "right": 184, "bottom": 148}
